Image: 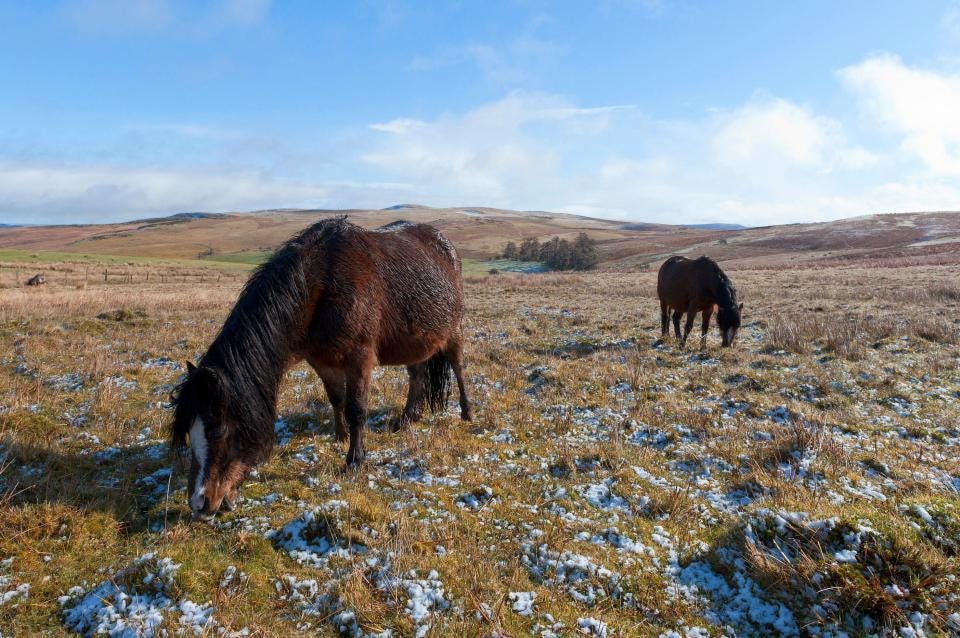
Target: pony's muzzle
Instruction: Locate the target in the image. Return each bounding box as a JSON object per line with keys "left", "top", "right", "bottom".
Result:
{"left": 190, "top": 496, "right": 216, "bottom": 522}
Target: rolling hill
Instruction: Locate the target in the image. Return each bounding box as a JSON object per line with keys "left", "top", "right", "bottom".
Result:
{"left": 0, "top": 205, "right": 958, "bottom": 270}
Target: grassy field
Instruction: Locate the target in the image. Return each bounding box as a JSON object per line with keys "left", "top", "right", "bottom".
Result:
{"left": 0, "top": 251, "right": 253, "bottom": 291}
{"left": 0, "top": 263, "right": 958, "bottom": 637}
{"left": 0, "top": 249, "right": 255, "bottom": 269}
{"left": 462, "top": 259, "right": 548, "bottom": 276}
{"left": 2, "top": 208, "right": 959, "bottom": 271}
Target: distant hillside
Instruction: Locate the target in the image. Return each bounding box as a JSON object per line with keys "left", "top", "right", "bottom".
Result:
{"left": 683, "top": 223, "right": 749, "bottom": 230}
{"left": 0, "top": 206, "right": 957, "bottom": 270}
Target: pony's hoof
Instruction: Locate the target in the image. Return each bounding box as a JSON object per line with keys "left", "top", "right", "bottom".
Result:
{"left": 345, "top": 449, "right": 366, "bottom": 468}
{"left": 334, "top": 432, "right": 349, "bottom": 445}
{"left": 460, "top": 408, "right": 473, "bottom": 422}
{"left": 389, "top": 415, "right": 413, "bottom": 432}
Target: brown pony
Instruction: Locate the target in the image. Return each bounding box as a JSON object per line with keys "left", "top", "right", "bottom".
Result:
{"left": 657, "top": 255, "right": 743, "bottom": 348}
{"left": 171, "top": 218, "right": 471, "bottom": 520}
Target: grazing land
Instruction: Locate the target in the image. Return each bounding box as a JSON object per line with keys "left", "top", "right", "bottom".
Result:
{"left": 2, "top": 207, "right": 959, "bottom": 271}
{"left": 1, "top": 253, "right": 958, "bottom": 636}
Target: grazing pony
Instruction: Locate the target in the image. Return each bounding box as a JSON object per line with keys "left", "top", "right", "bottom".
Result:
{"left": 657, "top": 255, "right": 743, "bottom": 348}
{"left": 171, "top": 218, "right": 471, "bottom": 520}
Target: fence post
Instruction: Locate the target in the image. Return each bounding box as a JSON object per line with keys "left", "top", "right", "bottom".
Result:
{"left": 104, "top": 269, "right": 108, "bottom": 282}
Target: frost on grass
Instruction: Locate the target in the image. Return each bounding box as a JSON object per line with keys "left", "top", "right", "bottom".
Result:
{"left": 508, "top": 590, "right": 536, "bottom": 616}
{"left": 653, "top": 526, "right": 799, "bottom": 637}
{"left": 577, "top": 616, "right": 609, "bottom": 637}
{"left": 728, "top": 509, "right": 960, "bottom": 636}
{"left": 267, "top": 501, "right": 367, "bottom": 568}
{"left": 0, "top": 558, "right": 29, "bottom": 607}
{"left": 521, "top": 536, "right": 628, "bottom": 607}
{"left": 576, "top": 479, "right": 632, "bottom": 513}
{"left": 455, "top": 484, "right": 495, "bottom": 510}
{"left": 58, "top": 553, "right": 214, "bottom": 637}
{"left": 276, "top": 552, "right": 451, "bottom": 637}
{"left": 901, "top": 502, "right": 960, "bottom": 556}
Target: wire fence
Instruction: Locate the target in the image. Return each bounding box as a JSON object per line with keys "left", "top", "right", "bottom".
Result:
{"left": 0, "top": 263, "right": 248, "bottom": 289}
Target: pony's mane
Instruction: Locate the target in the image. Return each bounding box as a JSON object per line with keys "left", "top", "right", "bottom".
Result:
{"left": 173, "top": 217, "right": 349, "bottom": 453}
{"left": 694, "top": 256, "right": 736, "bottom": 309}
{"left": 715, "top": 269, "right": 737, "bottom": 310}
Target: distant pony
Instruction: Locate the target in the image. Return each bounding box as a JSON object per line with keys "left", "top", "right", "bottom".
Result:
{"left": 171, "top": 218, "right": 471, "bottom": 520}
{"left": 25, "top": 274, "right": 46, "bottom": 286}
{"left": 657, "top": 256, "right": 743, "bottom": 348}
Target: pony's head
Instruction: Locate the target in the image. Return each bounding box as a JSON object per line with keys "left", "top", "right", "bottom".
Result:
{"left": 171, "top": 362, "right": 249, "bottom": 521}
{"left": 717, "top": 302, "right": 744, "bottom": 347}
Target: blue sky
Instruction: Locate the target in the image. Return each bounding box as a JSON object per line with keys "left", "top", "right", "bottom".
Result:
{"left": 3, "top": 1, "right": 960, "bottom": 225}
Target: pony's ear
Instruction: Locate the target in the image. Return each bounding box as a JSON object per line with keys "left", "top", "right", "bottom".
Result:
{"left": 186, "top": 360, "right": 197, "bottom": 374}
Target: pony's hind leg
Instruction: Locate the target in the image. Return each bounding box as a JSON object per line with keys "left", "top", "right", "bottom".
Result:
{"left": 391, "top": 363, "right": 426, "bottom": 431}
{"left": 447, "top": 337, "right": 472, "bottom": 421}
{"left": 671, "top": 309, "right": 683, "bottom": 342}
{"left": 660, "top": 300, "right": 669, "bottom": 337}
{"left": 314, "top": 367, "right": 348, "bottom": 444}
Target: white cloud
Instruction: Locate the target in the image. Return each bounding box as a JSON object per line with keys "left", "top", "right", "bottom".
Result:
{"left": 714, "top": 97, "right": 836, "bottom": 167}
{"left": 368, "top": 118, "right": 429, "bottom": 135}
{"left": 712, "top": 96, "right": 877, "bottom": 172}
{"left": 359, "top": 89, "right": 906, "bottom": 226}
{"left": 840, "top": 54, "right": 960, "bottom": 174}
{"left": 0, "top": 162, "right": 412, "bottom": 224}
{"left": 9, "top": 54, "right": 960, "bottom": 227}
{"left": 363, "top": 92, "right": 632, "bottom": 203}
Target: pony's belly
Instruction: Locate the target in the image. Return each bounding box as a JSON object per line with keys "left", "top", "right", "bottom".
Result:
{"left": 377, "top": 336, "right": 445, "bottom": 366}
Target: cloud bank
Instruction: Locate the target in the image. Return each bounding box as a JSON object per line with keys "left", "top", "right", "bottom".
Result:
{"left": 4, "top": 53, "right": 960, "bottom": 225}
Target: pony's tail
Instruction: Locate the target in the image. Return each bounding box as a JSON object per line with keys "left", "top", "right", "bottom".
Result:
{"left": 424, "top": 350, "right": 452, "bottom": 413}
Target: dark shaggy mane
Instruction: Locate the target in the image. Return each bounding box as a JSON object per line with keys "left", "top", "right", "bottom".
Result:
{"left": 171, "top": 217, "right": 350, "bottom": 457}
{"left": 692, "top": 256, "right": 736, "bottom": 309}
{"left": 715, "top": 269, "right": 737, "bottom": 309}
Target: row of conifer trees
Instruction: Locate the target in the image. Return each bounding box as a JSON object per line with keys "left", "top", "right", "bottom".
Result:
{"left": 500, "top": 233, "right": 598, "bottom": 271}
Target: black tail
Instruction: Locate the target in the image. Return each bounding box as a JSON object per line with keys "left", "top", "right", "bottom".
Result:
{"left": 424, "top": 350, "right": 452, "bottom": 413}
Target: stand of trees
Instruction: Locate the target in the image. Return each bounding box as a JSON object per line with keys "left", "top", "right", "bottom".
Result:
{"left": 500, "top": 233, "right": 598, "bottom": 271}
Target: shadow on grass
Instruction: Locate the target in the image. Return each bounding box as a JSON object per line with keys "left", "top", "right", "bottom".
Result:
{"left": 528, "top": 338, "right": 637, "bottom": 360}
{"left": 0, "top": 404, "right": 405, "bottom": 532}
{"left": 0, "top": 438, "right": 192, "bottom": 533}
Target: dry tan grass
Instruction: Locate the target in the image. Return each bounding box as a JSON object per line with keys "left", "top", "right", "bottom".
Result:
{"left": 0, "top": 261, "right": 958, "bottom": 635}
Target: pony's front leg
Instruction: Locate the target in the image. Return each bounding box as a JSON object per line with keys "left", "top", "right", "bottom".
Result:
{"left": 700, "top": 307, "right": 713, "bottom": 350}
{"left": 315, "top": 367, "right": 348, "bottom": 444}
{"left": 344, "top": 358, "right": 373, "bottom": 467}
{"left": 681, "top": 306, "right": 697, "bottom": 348}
